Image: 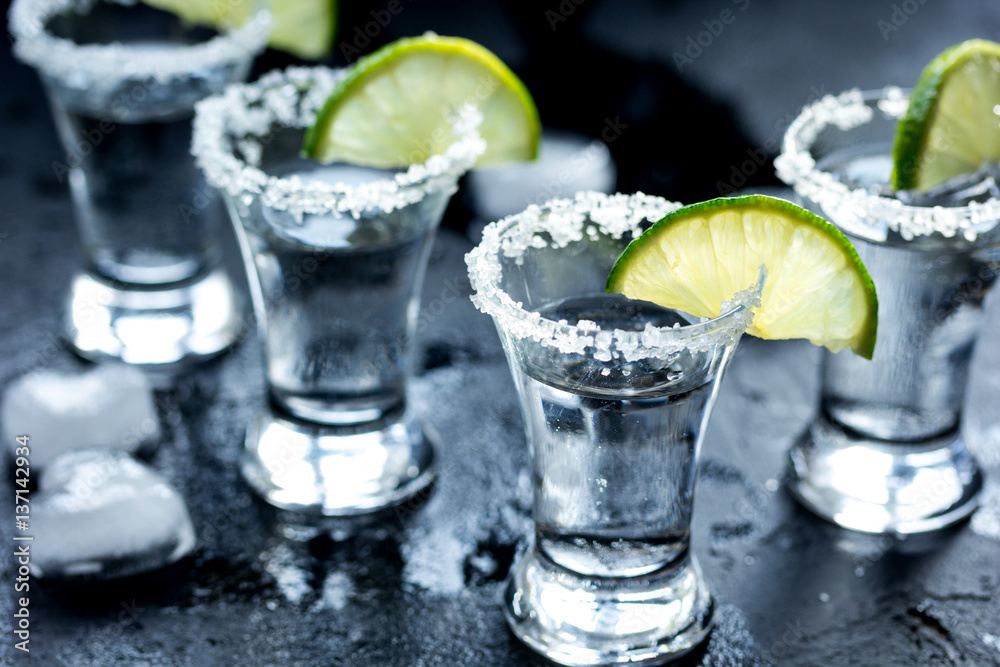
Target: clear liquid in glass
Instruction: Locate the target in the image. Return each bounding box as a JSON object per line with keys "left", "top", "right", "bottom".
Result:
{"left": 816, "top": 148, "right": 999, "bottom": 442}
{"left": 238, "top": 161, "right": 448, "bottom": 426}
{"left": 53, "top": 106, "right": 220, "bottom": 285}
{"left": 27, "top": 0, "right": 261, "bottom": 367}
{"left": 515, "top": 294, "right": 716, "bottom": 578}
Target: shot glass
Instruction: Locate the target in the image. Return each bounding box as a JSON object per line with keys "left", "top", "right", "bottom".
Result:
{"left": 466, "top": 192, "right": 758, "bottom": 666}
{"left": 9, "top": 0, "right": 270, "bottom": 368}
{"left": 193, "top": 67, "right": 484, "bottom": 515}
{"left": 777, "top": 88, "right": 1000, "bottom": 534}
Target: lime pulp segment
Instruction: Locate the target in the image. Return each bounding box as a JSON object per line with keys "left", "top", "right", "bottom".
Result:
{"left": 892, "top": 38, "right": 1000, "bottom": 192}
{"left": 303, "top": 34, "right": 540, "bottom": 168}
{"left": 606, "top": 195, "right": 878, "bottom": 359}
{"left": 140, "top": 0, "right": 337, "bottom": 59}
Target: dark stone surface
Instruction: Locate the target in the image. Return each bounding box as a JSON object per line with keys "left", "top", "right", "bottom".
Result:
{"left": 3, "top": 1, "right": 1000, "bottom": 665}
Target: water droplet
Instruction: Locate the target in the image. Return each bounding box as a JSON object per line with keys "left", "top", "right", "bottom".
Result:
{"left": 764, "top": 478, "right": 779, "bottom": 493}
{"left": 819, "top": 592, "right": 830, "bottom": 603}
{"left": 743, "top": 555, "right": 756, "bottom": 566}
{"left": 980, "top": 632, "right": 1000, "bottom": 651}
{"left": 854, "top": 566, "right": 865, "bottom": 577}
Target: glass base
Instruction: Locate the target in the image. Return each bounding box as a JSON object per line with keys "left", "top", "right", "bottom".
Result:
{"left": 240, "top": 406, "right": 436, "bottom": 516}
{"left": 504, "top": 548, "right": 713, "bottom": 666}
{"left": 66, "top": 267, "right": 242, "bottom": 368}
{"left": 787, "top": 416, "right": 983, "bottom": 534}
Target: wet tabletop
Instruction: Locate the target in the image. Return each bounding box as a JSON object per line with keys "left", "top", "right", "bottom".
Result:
{"left": 4, "top": 1, "right": 1000, "bottom": 665}
{"left": 4, "top": 152, "right": 1000, "bottom": 667}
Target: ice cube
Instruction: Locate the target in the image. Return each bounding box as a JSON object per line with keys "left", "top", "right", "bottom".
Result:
{"left": 2, "top": 364, "right": 160, "bottom": 468}
{"left": 467, "top": 130, "right": 616, "bottom": 223}
{"left": 31, "top": 449, "right": 195, "bottom": 579}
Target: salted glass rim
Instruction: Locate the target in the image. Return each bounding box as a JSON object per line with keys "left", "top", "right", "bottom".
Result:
{"left": 9, "top": 0, "right": 271, "bottom": 84}
{"left": 775, "top": 87, "right": 1000, "bottom": 241}
{"left": 465, "top": 191, "right": 760, "bottom": 363}
{"left": 192, "top": 66, "right": 486, "bottom": 219}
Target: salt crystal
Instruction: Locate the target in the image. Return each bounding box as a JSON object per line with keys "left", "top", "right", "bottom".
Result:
{"left": 778, "top": 88, "right": 1000, "bottom": 241}
{"left": 9, "top": 0, "right": 270, "bottom": 93}
{"left": 465, "top": 191, "right": 761, "bottom": 362}
{"left": 192, "top": 68, "right": 485, "bottom": 220}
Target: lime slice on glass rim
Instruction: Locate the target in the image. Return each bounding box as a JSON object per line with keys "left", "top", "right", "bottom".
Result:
{"left": 892, "top": 38, "right": 1000, "bottom": 192}
{"left": 141, "top": 0, "right": 338, "bottom": 59}
{"left": 303, "top": 33, "right": 541, "bottom": 167}
{"left": 606, "top": 195, "right": 879, "bottom": 359}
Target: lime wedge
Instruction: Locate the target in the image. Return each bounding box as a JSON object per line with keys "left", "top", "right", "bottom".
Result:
{"left": 302, "top": 33, "right": 541, "bottom": 167}
{"left": 606, "top": 195, "right": 878, "bottom": 359}
{"left": 892, "top": 38, "right": 1000, "bottom": 192}
{"left": 268, "top": 0, "right": 337, "bottom": 59}
{"left": 141, "top": 0, "right": 337, "bottom": 59}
